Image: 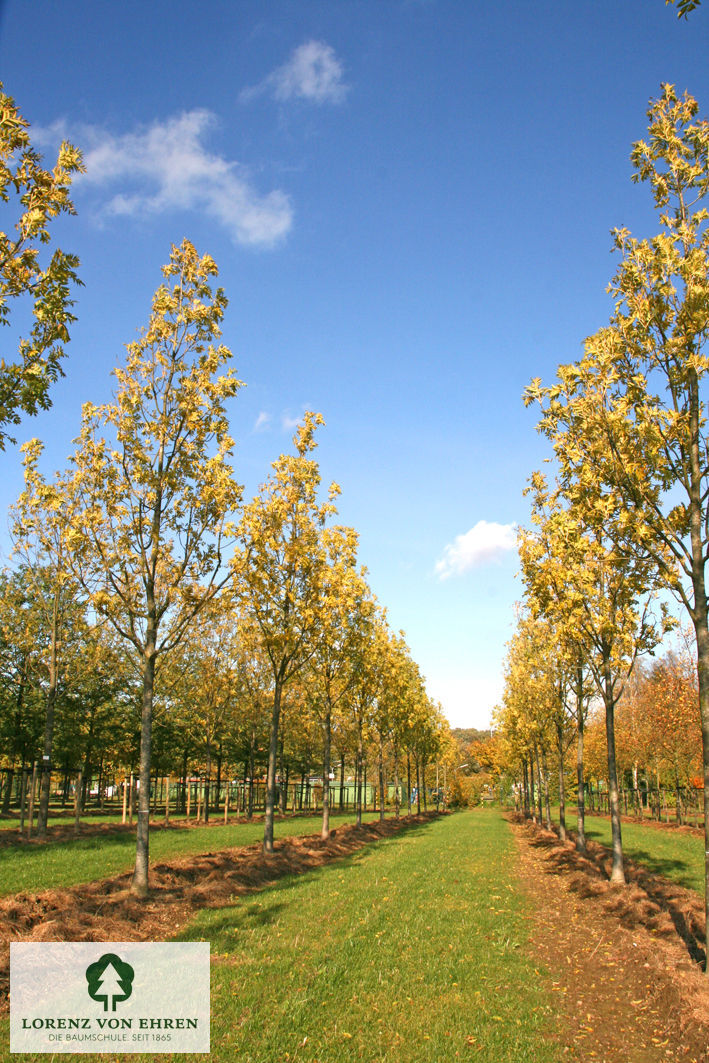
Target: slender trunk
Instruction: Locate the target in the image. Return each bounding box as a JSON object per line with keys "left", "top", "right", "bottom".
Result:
{"left": 215, "top": 744, "right": 222, "bottom": 814}
{"left": 534, "top": 744, "right": 543, "bottom": 824}
{"left": 541, "top": 746, "right": 552, "bottom": 830}
{"left": 1, "top": 767, "right": 13, "bottom": 816}
{"left": 556, "top": 720, "right": 567, "bottom": 842}
{"left": 263, "top": 678, "right": 283, "bottom": 854}
{"left": 378, "top": 736, "right": 385, "bottom": 822}
{"left": 407, "top": 752, "right": 412, "bottom": 814}
{"left": 278, "top": 734, "right": 286, "bottom": 815}
{"left": 393, "top": 739, "right": 400, "bottom": 819}
{"left": 321, "top": 703, "right": 331, "bottom": 840}
{"left": 248, "top": 724, "right": 256, "bottom": 819}
{"left": 19, "top": 766, "right": 28, "bottom": 834}
{"left": 576, "top": 705, "right": 587, "bottom": 853}
{"left": 73, "top": 768, "right": 83, "bottom": 835}
{"left": 356, "top": 720, "right": 363, "bottom": 827}
{"left": 522, "top": 758, "right": 530, "bottom": 817}
{"left": 4, "top": 662, "right": 27, "bottom": 815}
{"left": 204, "top": 738, "right": 211, "bottom": 823}
{"left": 132, "top": 642, "right": 156, "bottom": 898}
{"left": 36, "top": 618, "right": 60, "bottom": 839}
{"left": 603, "top": 660, "right": 625, "bottom": 884}
{"left": 416, "top": 757, "right": 421, "bottom": 815}
{"left": 693, "top": 604, "right": 709, "bottom": 971}
{"left": 181, "top": 748, "right": 188, "bottom": 814}
{"left": 27, "top": 761, "right": 37, "bottom": 839}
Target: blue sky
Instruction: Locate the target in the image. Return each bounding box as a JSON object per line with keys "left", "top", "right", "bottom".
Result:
{"left": 0, "top": 0, "right": 707, "bottom": 728}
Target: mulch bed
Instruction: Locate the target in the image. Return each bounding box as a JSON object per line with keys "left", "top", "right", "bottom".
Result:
{"left": 0, "top": 813, "right": 434, "bottom": 1014}
{"left": 510, "top": 813, "right": 709, "bottom": 1063}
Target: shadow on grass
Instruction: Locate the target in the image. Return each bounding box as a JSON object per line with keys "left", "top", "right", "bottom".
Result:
{"left": 518, "top": 817, "right": 706, "bottom": 969}
{"left": 621, "top": 847, "right": 696, "bottom": 891}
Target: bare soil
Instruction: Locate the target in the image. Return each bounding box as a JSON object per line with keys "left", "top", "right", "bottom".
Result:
{"left": 510, "top": 814, "right": 709, "bottom": 1063}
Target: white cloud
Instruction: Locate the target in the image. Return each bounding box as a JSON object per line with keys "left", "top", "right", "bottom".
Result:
{"left": 281, "top": 411, "right": 302, "bottom": 432}
{"left": 53, "top": 110, "right": 292, "bottom": 247}
{"left": 242, "top": 41, "right": 348, "bottom": 105}
{"left": 253, "top": 411, "right": 271, "bottom": 432}
{"left": 435, "top": 521, "right": 517, "bottom": 580}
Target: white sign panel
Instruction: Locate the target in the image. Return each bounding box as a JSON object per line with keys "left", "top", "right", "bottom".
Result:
{"left": 10, "top": 942, "right": 210, "bottom": 1054}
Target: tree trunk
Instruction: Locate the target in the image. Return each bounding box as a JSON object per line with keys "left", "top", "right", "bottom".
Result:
{"left": 576, "top": 709, "right": 587, "bottom": 852}
{"left": 692, "top": 601, "right": 709, "bottom": 971}
{"left": 541, "top": 746, "right": 552, "bottom": 830}
{"left": 556, "top": 720, "right": 567, "bottom": 842}
{"left": 248, "top": 724, "right": 256, "bottom": 819}
{"left": 36, "top": 626, "right": 59, "bottom": 839}
{"left": 204, "top": 737, "right": 211, "bottom": 823}
{"left": 393, "top": 739, "right": 400, "bottom": 819}
{"left": 263, "top": 678, "right": 283, "bottom": 854}
{"left": 73, "top": 768, "right": 83, "bottom": 835}
{"left": 602, "top": 662, "right": 625, "bottom": 884}
{"left": 321, "top": 703, "right": 331, "bottom": 840}
{"left": 378, "top": 736, "right": 385, "bottom": 822}
{"left": 27, "top": 761, "right": 37, "bottom": 839}
{"left": 534, "top": 744, "right": 543, "bottom": 824}
{"left": 215, "top": 743, "right": 222, "bottom": 814}
{"left": 132, "top": 644, "right": 156, "bottom": 898}
{"left": 356, "top": 722, "right": 364, "bottom": 827}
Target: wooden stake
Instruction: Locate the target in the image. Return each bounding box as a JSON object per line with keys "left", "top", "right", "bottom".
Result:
{"left": 164, "top": 775, "right": 171, "bottom": 824}
{"left": 224, "top": 784, "right": 230, "bottom": 824}
{"left": 122, "top": 776, "right": 128, "bottom": 824}
{"left": 128, "top": 771, "right": 135, "bottom": 825}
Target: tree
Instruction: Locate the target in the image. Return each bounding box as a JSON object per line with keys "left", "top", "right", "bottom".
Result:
{"left": 526, "top": 85, "right": 709, "bottom": 953}
{"left": 665, "top": 0, "right": 701, "bottom": 16}
{"left": 0, "top": 84, "right": 83, "bottom": 447}
{"left": 10, "top": 439, "right": 87, "bottom": 837}
{"left": 518, "top": 473, "right": 670, "bottom": 879}
{"left": 234, "top": 412, "right": 337, "bottom": 853}
{"left": 304, "top": 527, "right": 373, "bottom": 838}
{"left": 68, "top": 240, "right": 242, "bottom": 895}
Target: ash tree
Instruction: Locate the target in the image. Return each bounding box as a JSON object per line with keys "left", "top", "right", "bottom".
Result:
{"left": 0, "top": 84, "right": 82, "bottom": 447}
{"left": 526, "top": 86, "right": 709, "bottom": 956}
{"left": 68, "top": 240, "right": 242, "bottom": 896}
{"left": 233, "top": 413, "right": 337, "bottom": 854}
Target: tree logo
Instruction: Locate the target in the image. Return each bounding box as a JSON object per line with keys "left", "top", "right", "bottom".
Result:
{"left": 85, "top": 953, "right": 135, "bottom": 1012}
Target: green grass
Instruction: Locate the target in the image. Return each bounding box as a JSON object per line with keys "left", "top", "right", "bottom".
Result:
{"left": 1, "top": 809, "right": 564, "bottom": 1063}
{"left": 0, "top": 812, "right": 381, "bottom": 897}
{"left": 167, "top": 808, "right": 560, "bottom": 1063}
{"left": 562, "top": 811, "right": 705, "bottom": 893}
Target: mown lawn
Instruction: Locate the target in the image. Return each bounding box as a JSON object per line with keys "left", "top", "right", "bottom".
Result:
{"left": 563, "top": 811, "right": 704, "bottom": 894}
{"left": 1, "top": 810, "right": 563, "bottom": 1063}
{"left": 166, "top": 809, "right": 560, "bottom": 1063}
{"left": 0, "top": 812, "right": 381, "bottom": 897}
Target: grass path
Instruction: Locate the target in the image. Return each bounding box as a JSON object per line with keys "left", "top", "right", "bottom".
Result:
{"left": 170, "top": 809, "right": 560, "bottom": 1063}
{"left": 0, "top": 813, "right": 381, "bottom": 897}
